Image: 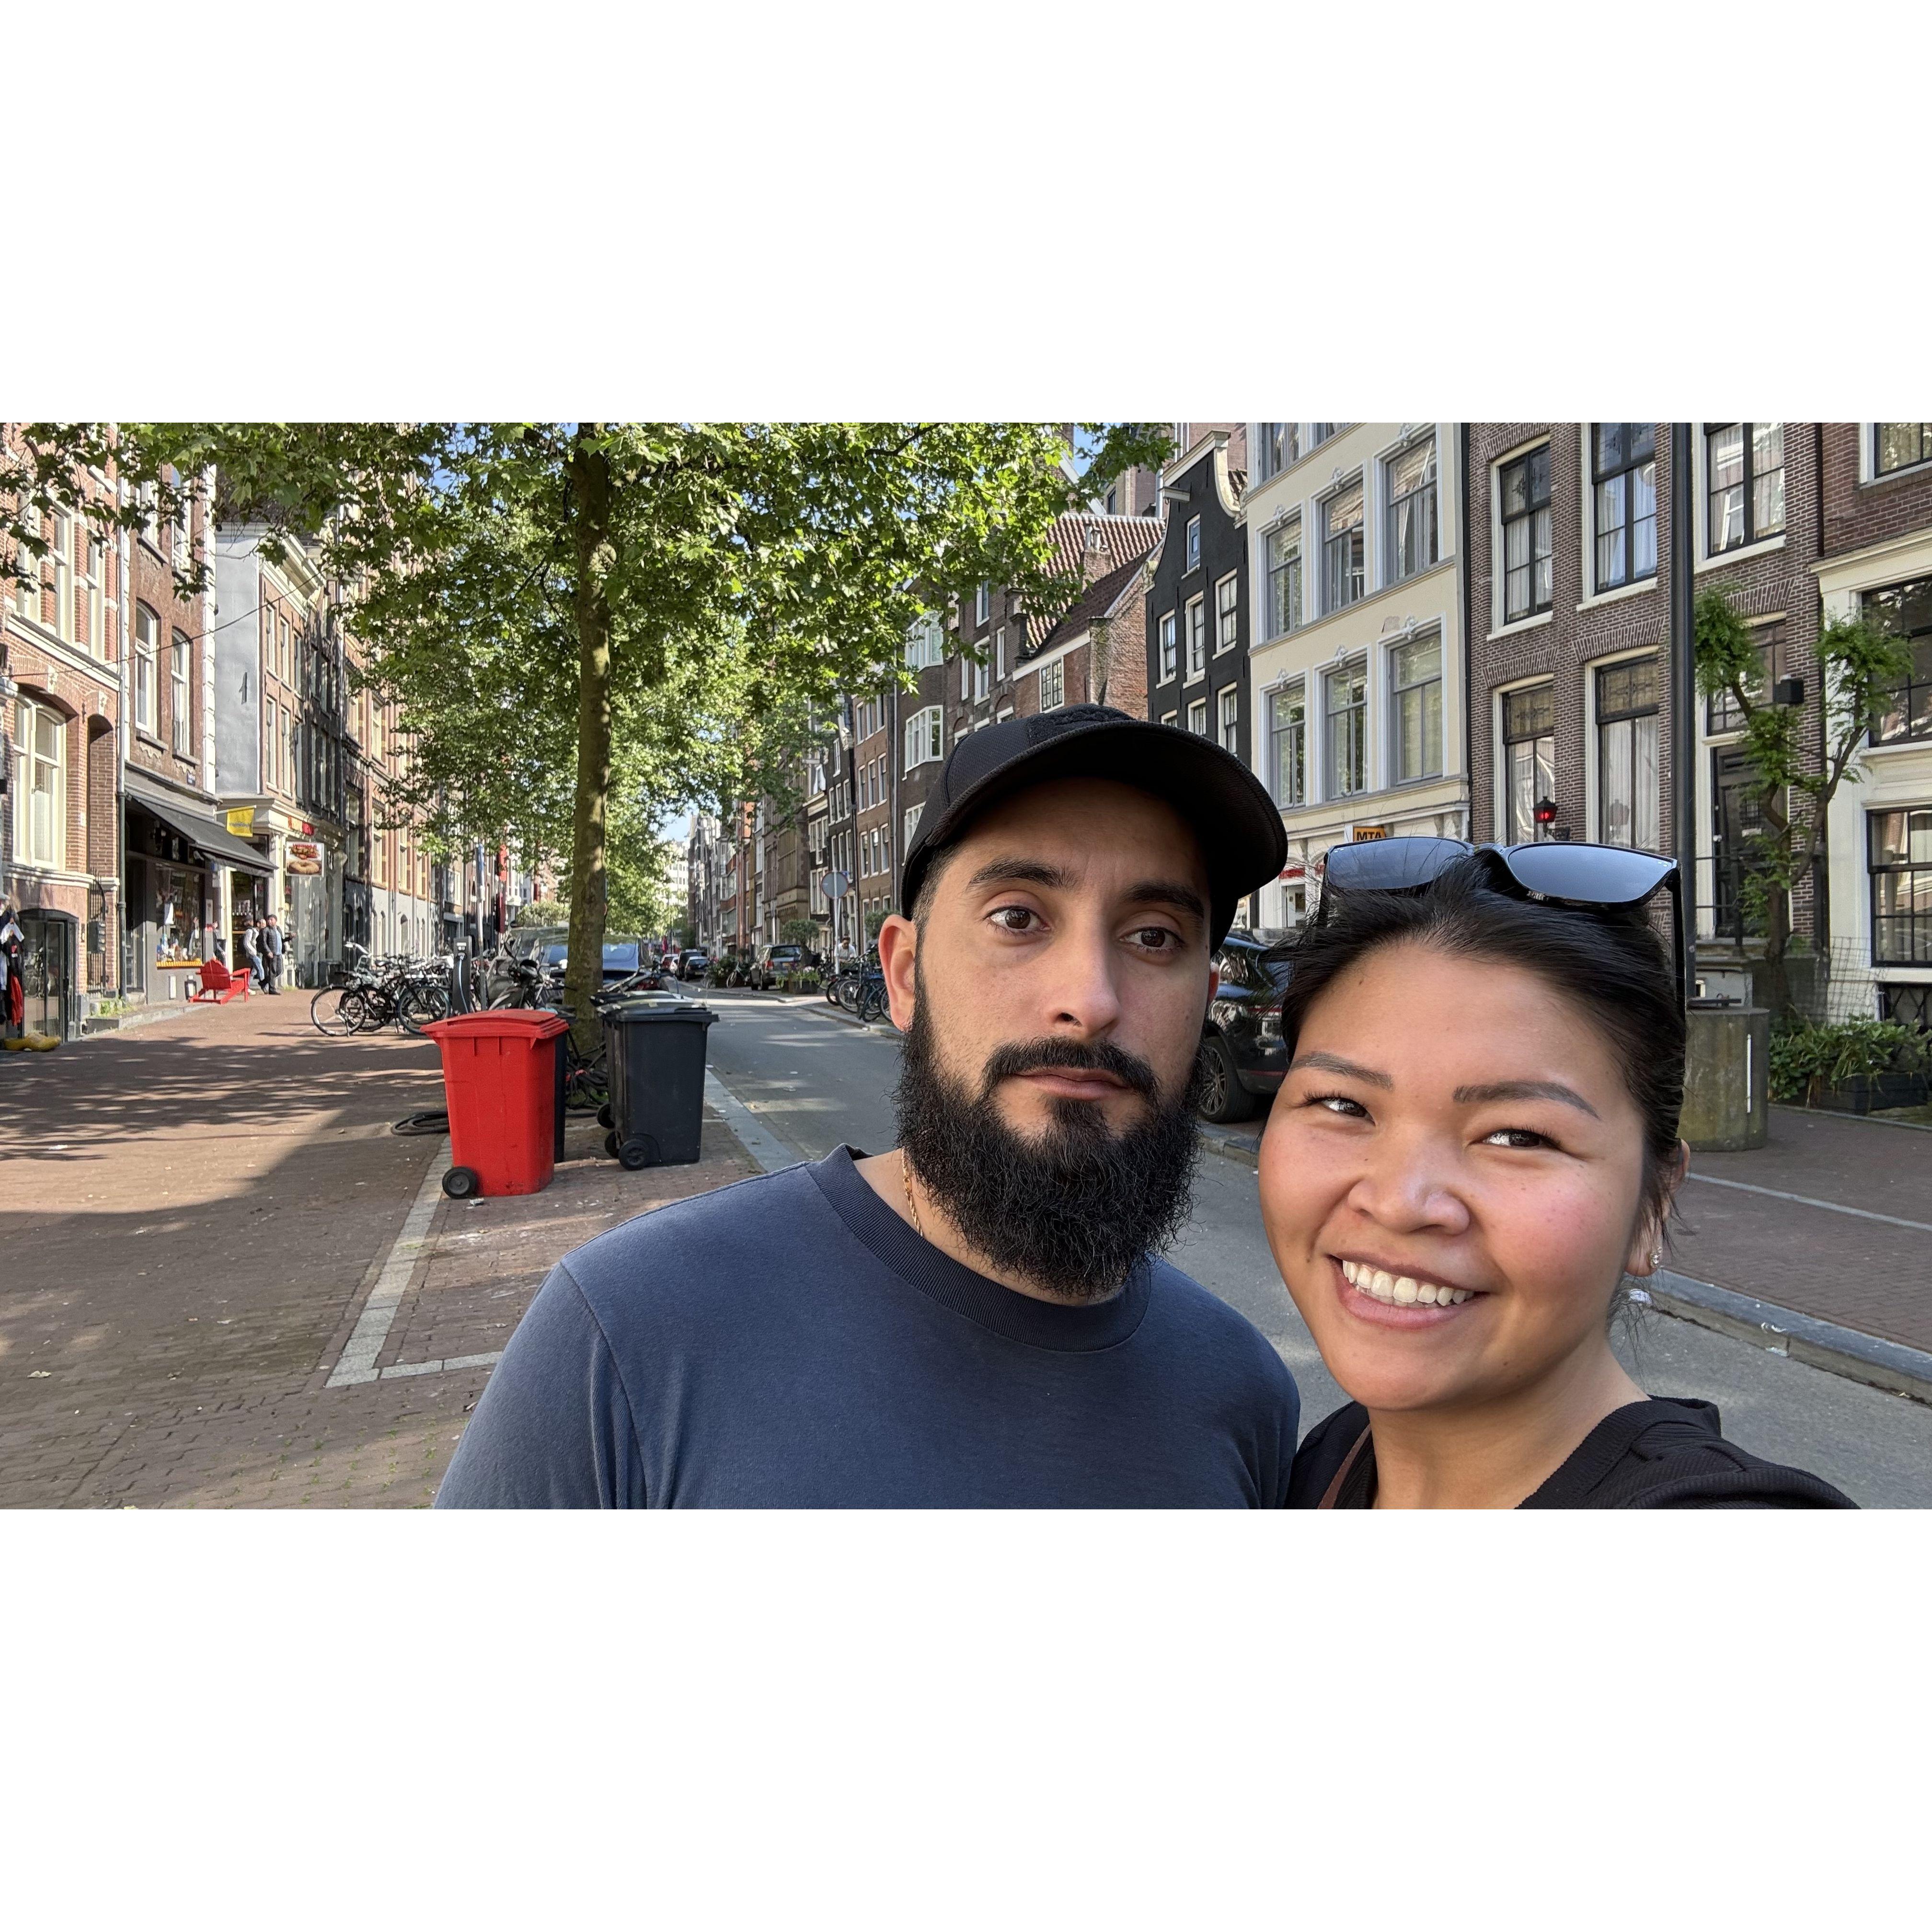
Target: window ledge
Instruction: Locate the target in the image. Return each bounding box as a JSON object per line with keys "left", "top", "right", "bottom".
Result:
{"left": 1486, "top": 610, "right": 1554, "bottom": 644}
{"left": 1576, "top": 577, "right": 1659, "bottom": 613}
{"left": 1183, "top": 669, "right": 1208, "bottom": 687}
{"left": 133, "top": 728, "right": 167, "bottom": 750}
{"left": 1861, "top": 735, "right": 1932, "bottom": 759}
{"left": 1861, "top": 461, "right": 1932, "bottom": 489}
{"left": 1698, "top": 533, "right": 1786, "bottom": 574}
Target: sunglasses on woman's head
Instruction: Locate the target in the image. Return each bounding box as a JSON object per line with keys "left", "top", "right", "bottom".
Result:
{"left": 1315, "top": 836, "right": 1684, "bottom": 998}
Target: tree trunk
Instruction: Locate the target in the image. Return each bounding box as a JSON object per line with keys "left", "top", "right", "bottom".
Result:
{"left": 564, "top": 429, "right": 615, "bottom": 1057}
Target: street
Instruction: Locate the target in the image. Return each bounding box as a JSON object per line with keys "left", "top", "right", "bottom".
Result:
{"left": 704, "top": 992, "right": 1932, "bottom": 1508}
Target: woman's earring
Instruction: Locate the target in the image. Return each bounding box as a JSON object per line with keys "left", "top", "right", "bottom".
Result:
{"left": 1648, "top": 1249, "right": 1662, "bottom": 1270}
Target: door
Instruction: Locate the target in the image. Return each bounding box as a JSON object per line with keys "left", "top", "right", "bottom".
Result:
{"left": 20, "top": 911, "right": 75, "bottom": 1039}
{"left": 1711, "top": 750, "right": 1770, "bottom": 941}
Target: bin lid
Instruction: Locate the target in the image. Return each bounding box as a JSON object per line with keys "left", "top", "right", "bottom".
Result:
{"left": 601, "top": 1001, "right": 717, "bottom": 1025}
{"left": 424, "top": 1010, "right": 570, "bottom": 1041}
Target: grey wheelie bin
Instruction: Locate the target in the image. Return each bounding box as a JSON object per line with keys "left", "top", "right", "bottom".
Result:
{"left": 600, "top": 1000, "right": 718, "bottom": 1169}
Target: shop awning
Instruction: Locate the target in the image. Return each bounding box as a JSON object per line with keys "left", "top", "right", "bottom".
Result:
{"left": 124, "top": 772, "right": 276, "bottom": 877}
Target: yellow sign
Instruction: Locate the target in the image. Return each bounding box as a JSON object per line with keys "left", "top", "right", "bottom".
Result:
{"left": 225, "top": 807, "right": 255, "bottom": 836}
{"left": 1352, "top": 823, "right": 1392, "bottom": 841}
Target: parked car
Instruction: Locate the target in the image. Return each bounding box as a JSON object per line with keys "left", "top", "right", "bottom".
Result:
{"left": 534, "top": 937, "right": 659, "bottom": 985}
{"left": 1196, "top": 931, "right": 1292, "bottom": 1124}
{"left": 503, "top": 924, "right": 568, "bottom": 963}
{"left": 678, "top": 948, "right": 711, "bottom": 982}
{"left": 748, "top": 943, "right": 806, "bottom": 989}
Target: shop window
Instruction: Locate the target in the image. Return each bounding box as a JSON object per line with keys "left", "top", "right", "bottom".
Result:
{"left": 1502, "top": 684, "right": 1555, "bottom": 844}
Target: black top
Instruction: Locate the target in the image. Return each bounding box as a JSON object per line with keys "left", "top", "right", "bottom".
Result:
{"left": 1286, "top": 1399, "right": 1857, "bottom": 1509}
{"left": 436, "top": 1146, "right": 1300, "bottom": 1508}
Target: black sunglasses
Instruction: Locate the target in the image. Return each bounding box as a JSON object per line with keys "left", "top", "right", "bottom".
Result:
{"left": 1316, "top": 837, "right": 1684, "bottom": 1000}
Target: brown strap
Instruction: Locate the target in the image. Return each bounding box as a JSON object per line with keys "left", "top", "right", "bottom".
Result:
{"left": 1317, "top": 1424, "right": 1373, "bottom": 1510}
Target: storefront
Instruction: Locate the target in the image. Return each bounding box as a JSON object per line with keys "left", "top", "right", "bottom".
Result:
{"left": 123, "top": 772, "right": 275, "bottom": 1003}
{"left": 6, "top": 907, "right": 77, "bottom": 1040}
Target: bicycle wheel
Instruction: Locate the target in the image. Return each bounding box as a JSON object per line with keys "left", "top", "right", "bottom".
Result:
{"left": 836, "top": 977, "right": 859, "bottom": 1012}
{"left": 398, "top": 982, "right": 449, "bottom": 1036}
{"left": 311, "top": 986, "right": 356, "bottom": 1036}
{"left": 858, "top": 981, "right": 888, "bottom": 1024}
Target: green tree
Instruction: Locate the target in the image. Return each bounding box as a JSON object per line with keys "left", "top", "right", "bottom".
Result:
{"left": 1693, "top": 586, "right": 1914, "bottom": 1016}
{"left": 6, "top": 421, "right": 1169, "bottom": 1048}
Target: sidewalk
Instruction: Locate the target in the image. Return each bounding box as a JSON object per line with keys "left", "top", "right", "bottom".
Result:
{"left": 0, "top": 990, "right": 756, "bottom": 1507}
{"left": 1198, "top": 1102, "right": 1932, "bottom": 1361}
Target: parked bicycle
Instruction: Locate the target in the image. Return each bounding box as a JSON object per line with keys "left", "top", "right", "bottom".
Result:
{"left": 310, "top": 945, "right": 454, "bottom": 1038}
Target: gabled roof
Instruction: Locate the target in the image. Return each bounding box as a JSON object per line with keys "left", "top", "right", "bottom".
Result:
{"left": 1025, "top": 511, "right": 1163, "bottom": 647}
{"left": 1025, "top": 554, "right": 1146, "bottom": 661}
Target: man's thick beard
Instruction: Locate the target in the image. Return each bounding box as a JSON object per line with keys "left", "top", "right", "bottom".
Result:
{"left": 893, "top": 999, "right": 1206, "bottom": 1303}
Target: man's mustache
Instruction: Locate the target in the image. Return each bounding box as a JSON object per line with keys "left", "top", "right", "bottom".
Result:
{"left": 978, "top": 1036, "right": 1161, "bottom": 1102}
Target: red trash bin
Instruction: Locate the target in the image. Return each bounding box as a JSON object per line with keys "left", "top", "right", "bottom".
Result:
{"left": 422, "top": 1010, "right": 570, "bottom": 1199}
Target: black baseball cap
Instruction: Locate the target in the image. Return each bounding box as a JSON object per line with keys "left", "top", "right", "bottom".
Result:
{"left": 899, "top": 704, "right": 1288, "bottom": 947}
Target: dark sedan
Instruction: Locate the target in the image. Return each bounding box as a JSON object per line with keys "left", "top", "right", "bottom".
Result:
{"left": 1196, "top": 931, "right": 1292, "bottom": 1123}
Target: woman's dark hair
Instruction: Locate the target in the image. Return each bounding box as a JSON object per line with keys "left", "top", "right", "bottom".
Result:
{"left": 1273, "top": 857, "right": 1686, "bottom": 1242}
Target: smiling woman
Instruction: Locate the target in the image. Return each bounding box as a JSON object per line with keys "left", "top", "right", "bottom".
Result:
{"left": 1261, "top": 855, "right": 1854, "bottom": 1509}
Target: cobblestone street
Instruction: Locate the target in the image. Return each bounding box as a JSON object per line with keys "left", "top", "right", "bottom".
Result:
{"left": 0, "top": 993, "right": 755, "bottom": 1507}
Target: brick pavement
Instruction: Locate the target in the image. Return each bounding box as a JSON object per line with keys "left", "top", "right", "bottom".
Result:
{"left": 0, "top": 991, "right": 757, "bottom": 1507}
{"left": 1203, "top": 1103, "right": 1932, "bottom": 1355}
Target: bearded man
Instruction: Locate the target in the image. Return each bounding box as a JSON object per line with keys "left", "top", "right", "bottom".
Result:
{"left": 438, "top": 706, "right": 1297, "bottom": 1507}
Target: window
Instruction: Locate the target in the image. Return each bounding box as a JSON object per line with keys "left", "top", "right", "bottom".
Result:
{"left": 171, "top": 633, "right": 193, "bottom": 755}
{"left": 1161, "top": 709, "right": 1179, "bottom": 729}
{"left": 1255, "top": 424, "right": 1300, "bottom": 480}
{"left": 1039, "top": 656, "right": 1064, "bottom": 711}
{"left": 1707, "top": 620, "right": 1784, "bottom": 735}
{"left": 1158, "top": 610, "right": 1178, "bottom": 682}
{"left": 1875, "top": 425, "right": 1932, "bottom": 476}
{"left": 905, "top": 614, "right": 945, "bottom": 669}
{"left": 1871, "top": 809, "right": 1932, "bottom": 965}
{"left": 1502, "top": 684, "right": 1556, "bottom": 844}
{"left": 1215, "top": 573, "right": 1238, "bottom": 652}
{"left": 904, "top": 804, "right": 922, "bottom": 851}
{"left": 1187, "top": 698, "right": 1208, "bottom": 736}
{"left": 1267, "top": 684, "right": 1306, "bottom": 806}
{"left": 1325, "top": 660, "right": 1367, "bottom": 797}
{"left": 1391, "top": 633, "right": 1443, "bottom": 782}
{"left": 961, "top": 652, "right": 971, "bottom": 701}
{"left": 976, "top": 582, "right": 991, "bottom": 624}
{"left": 172, "top": 483, "right": 193, "bottom": 574}
{"left": 52, "top": 512, "right": 73, "bottom": 640}
{"left": 1591, "top": 423, "right": 1657, "bottom": 590}
{"left": 1309, "top": 424, "right": 1338, "bottom": 448}
{"left": 1500, "top": 446, "right": 1553, "bottom": 621}
{"left": 1186, "top": 597, "right": 1206, "bottom": 677}
{"left": 904, "top": 705, "right": 943, "bottom": 770}
{"left": 134, "top": 605, "right": 159, "bottom": 734}
{"left": 1219, "top": 686, "right": 1240, "bottom": 756}
{"left": 1706, "top": 423, "right": 1785, "bottom": 553}
{"left": 1596, "top": 656, "right": 1661, "bottom": 850}
{"left": 13, "top": 697, "right": 66, "bottom": 866}
{"left": 994, "top": 626, "right": 1006, "bottom": 681}
{"left": 973, "top": 653, "right": 989, "bottom": 702}
{"left": 1322, "top": 481, "right": 1365, "bottom": 613}
{"left": 1865, "top": 576, "right": 1932, "bottom": 746}
{"left": 1384, "top": 437, "right": 1438, "bottom": 585}
{"left": 1104, "top": 486, "right": 1117, "bottom": 515}
{"left": 1185, "top": 517, "right": 1201, "bottom": 571}
{"left": 1264, "top": 518, "right": 1302, "bottom": 639}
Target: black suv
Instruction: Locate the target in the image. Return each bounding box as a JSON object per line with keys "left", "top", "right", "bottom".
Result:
{"left": 1196, "top": 931, "right": 1292, "bottom": 1123}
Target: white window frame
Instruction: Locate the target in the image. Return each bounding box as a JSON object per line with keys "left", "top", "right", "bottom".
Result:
{"left": 994, "top": 626, "right": 1006, "bottom": 682}
{"left": 1324, "top": 656, "right": 1368, "bottom": 799}
{"left": 1382, "top": 432, "right": 1439, "bottom": 588}
{"left": 1185, "top": 516, "right": 1201, "bottom": 571}
{"left": 170, "top": 632, "right": 193, "bottom": 757}
{"left": 14, "top": 695, "right": 67, "bottom": 868}
{"left": 1586, "top": 647, "right": 1663, "bottom": 852}
{"left": 134, "top": 604, "right": 160, "bottom": 735}
{"left": 1185, "top": 596, "right": 1207, "bottom": 679}
{"left": 1388, "top": 629, "right": 1444, "bottom": 784}
{"left": 1187, "top": 697, "right": 1208, "bottom": 736}
{"left": 1495, "top": 677, "right": 1557, "bottom": 846}
{"left": 1320, "top": 476, "right": 1366, "bottom": 616}
{"left": 1160, "top": 708, "right": 1179, "bottom": 729}
{"left": 1039, "top": 656, "right": 1065, "bottom": 712}
{"left": 1214, "top": 572, "right": 1238, "bottom": 654}
{"left": 903, "top": 803, "right": 921, "bottom": 850}
{"left": 1219, "top": 685, "right": 1240, "bottom": 756}
{"left": 1266, "top": 681, "right": 1307, "bottom": 808}
{"left": 973, "top": 654, "right": 989, "bottom": 702}
{"left": 1493, "top": 438, "right": 1555, "bottom": 631}
{"left": 903, "top": 705, "right": 943, "bottom": 770}
{"left": 1263, "top": 516, "right": 1302, "bottom": 640}
{"left": 1586, "top": 423, "right": 1659, "bottom": 598}
{"left": 976, "top": 582, "right": 991, "bottom": 624}
{"left": 1158, "top": 610, "right": 1178, "bottom": 683}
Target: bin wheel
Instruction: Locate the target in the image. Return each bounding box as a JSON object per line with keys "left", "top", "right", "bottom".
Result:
{"left": 618, "top": 1138, "right": 657, "bottom": 1172}
{"left": 604, "top": 1130, "right": 621, "bottom": 1160}
{"left": 442, "top": 1166, "right": 481, "bottom": 1200}
{"left": 597, "top": 1103, "right": 613, "bottom": 1129}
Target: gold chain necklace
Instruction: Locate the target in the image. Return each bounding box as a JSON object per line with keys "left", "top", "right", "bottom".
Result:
{"left": 901, "top": 1149, "right": 924, "bottom": 1241}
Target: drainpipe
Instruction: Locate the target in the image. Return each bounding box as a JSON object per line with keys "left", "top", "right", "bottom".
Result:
{"left": 1456, "top": 421, "right": 1472, "bottom": 842}
{"left": 1668, "top": 423, "right": 1698, "bottom": 1008}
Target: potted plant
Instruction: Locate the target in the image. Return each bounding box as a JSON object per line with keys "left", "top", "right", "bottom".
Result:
{"left": 1769, "top": 1018, "right": 1931, "bottom": 1115}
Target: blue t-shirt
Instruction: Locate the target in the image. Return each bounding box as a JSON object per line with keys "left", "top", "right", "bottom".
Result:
{"left": 436, "top": 1146, "right": 1298, "bottom": 1507}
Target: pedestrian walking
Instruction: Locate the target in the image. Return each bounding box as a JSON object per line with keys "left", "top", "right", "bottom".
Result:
{"left": 238, "top": 919, "right": 264, "bottom": 987}
{"left": 1270, "top": 840, "right": 1853, "bottom": 1510}
{"left": 259, "top": 913, "right": 285, "bottom": 994}
{"left": 438, "top": 704, "right": 1298, "bottom": 1508}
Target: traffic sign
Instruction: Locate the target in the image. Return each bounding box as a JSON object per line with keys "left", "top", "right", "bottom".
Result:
{"left": 820, "top": 870, "right": 850, "bottom": 903}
